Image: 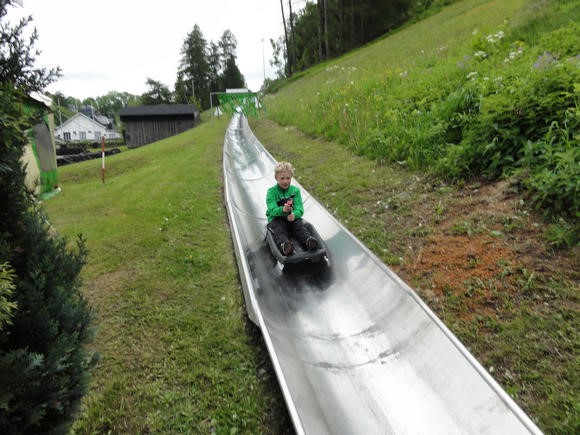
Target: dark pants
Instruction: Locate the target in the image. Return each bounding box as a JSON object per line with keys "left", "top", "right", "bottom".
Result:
{"left": 267, "top": 217, "right": 312, "bottom": 248}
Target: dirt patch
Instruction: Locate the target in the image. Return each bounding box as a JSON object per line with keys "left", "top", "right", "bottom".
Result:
{"left": 396, "top": 179, "right": 578, "bottom": 320}
{"left": 413, "top": 234, "right": 514, "bottom": 286}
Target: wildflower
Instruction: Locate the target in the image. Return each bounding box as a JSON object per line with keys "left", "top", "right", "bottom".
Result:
{"left": 466, "top": 71, "right": 478, "bottom": 80}
{"left": 504, "top": 47, "right": 524, "bottom": 63}
{"left": 485, "top": 31, "right": 504, "bottom": 45}
{"left": 473, "top": 50, "right": 487, "bottom": 59}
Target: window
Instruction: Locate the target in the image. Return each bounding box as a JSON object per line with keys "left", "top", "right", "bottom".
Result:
{"left": 94, "top": 132, "right": 101, "bottom": 141}
{"left": 79, "top": 131, "right": 86, "bottom": 140}
{"left": 63, "top": 132, "right": 71, "bottom": 141}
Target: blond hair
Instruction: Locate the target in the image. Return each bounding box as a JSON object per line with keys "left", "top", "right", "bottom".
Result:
{"left": 274, "top": 161, "right": 294, "bottom": 177}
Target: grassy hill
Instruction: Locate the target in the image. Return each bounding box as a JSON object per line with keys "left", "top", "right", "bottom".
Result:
{"left": 44, "top": 0, "right": 577, "bottom": 433}
{"left": 267, "top": 0, "right": 579, "bottom": 223}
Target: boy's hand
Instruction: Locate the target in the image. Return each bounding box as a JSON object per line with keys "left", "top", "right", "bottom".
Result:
{"left": 287, "top": 212, "right": 295, "bottom": 222}
{"left": 283, "top": 201, "right": 293, "bottom": 213}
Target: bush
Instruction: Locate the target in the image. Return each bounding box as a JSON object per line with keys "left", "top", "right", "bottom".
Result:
{"left": 0, "top": 83, "right": 94, "bottom": 435}
{"left": 1, "top": 2, "right": 93, "bottom": 432}
{"left": 434, "top": 21, "right": 579, "bottom": 220}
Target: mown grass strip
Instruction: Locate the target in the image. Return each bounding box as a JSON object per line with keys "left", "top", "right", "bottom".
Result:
{"left": 45, "top": 117, "right": 293, "bottom": 433}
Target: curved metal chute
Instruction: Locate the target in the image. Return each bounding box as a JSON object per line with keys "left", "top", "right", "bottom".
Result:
{"left": 223, "top": 114, "right": 541, "bottom": 435}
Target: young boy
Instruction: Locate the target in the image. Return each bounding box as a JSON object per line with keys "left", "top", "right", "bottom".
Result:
{"left": 266, "top": 161, "right": 320, "bottom": 256}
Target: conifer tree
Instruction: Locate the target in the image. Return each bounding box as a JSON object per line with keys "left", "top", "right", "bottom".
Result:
{"left": 0, "top": 1, "right": 93, "bottom": 432}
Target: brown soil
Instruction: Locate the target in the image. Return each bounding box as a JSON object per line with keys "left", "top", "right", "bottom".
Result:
{"left": 394, "top": 179, "right": 578, "bottom": 320}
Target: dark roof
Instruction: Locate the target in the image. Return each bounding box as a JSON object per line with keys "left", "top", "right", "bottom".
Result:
{"left": 119, "top": 104, "right": 199, "bottom": 118}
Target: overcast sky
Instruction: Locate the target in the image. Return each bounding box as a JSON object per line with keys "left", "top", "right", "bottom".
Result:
{"left": 6, "top": 0, "right": 303, "bottom": 100}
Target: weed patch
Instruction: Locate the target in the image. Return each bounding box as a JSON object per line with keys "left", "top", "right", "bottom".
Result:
{"left": 250, "top": 116, "right": 578, "bottom": 433}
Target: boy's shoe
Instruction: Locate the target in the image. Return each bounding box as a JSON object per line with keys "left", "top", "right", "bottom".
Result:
{"left": 281, "top": 240, "right": 295, "bottom": 256}
{"left": 306, "top": 237, "right": 320, "bottom": 251}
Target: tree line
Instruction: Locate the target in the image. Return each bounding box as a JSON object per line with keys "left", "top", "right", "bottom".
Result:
{"left": 272, "top": 0, "right": 455, "bottom": 78}
{"left": 53, "top": 26, "right": 246, "bottom": 116}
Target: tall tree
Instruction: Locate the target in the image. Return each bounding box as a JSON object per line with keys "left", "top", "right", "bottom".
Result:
{"left": 217, "top": 29, "right": 245, "bottom": 90}
{"left": 95, "top": 91, "right": 140, "bottom": 118}
{"left": 141, "top": 77, "right": 173, "bottom": 105}
{"left": 269, "top": 37, "right": 286, "bottom": 79}
{"left": 288, "top": 1, "right": 297, "bottom": 72}
{"left": 279, "top": 0, "right": 291, "bottom": 76}
{"left": 221, "top": 56, "right": 246, "bottom": 90}
{"left": 323, "top": 0, "right": 329, "bottom": 58}
{"left": 207, "top": 41, "right": 221, "bottom": 93}
{"left": 218, "top": 29, "right": 237, "bottom": 63}
{"left": 0, "top": 1, "right": 93, "bottom": 432}
{"left": 178, "top": 24, "right": 210, "bottom": 108}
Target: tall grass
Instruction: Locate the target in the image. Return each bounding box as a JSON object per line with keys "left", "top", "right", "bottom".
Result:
{"left": 265, "top": 0, "right": 579, "bottom": 222}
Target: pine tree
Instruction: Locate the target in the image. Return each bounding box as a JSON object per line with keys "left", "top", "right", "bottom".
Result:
{"left": 0, "top": 2, "right": 93, "bottom": 432}
{"left": 178, "top": 24, "right": 211, "bottom": 109}
{"left": 220, "top": 57, "right": 246, "bottom": 90}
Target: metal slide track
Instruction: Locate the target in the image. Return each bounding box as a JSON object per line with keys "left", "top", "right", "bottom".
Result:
{"left": 223, "top": 114, "right": 541, "bottom": 435}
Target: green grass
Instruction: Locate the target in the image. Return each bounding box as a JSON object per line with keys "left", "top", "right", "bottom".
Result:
{"left": 46, "top": 117, "right": 292, "bottom": 433}
{"left": 266, "top": 0, "right": 580, "bottom": 220}
{"left": 249, "top": 117, "right": 578, "bottom": 434}
{"left": 45, "top": 114, "right": 577, "bottom": 433}
{"left": 266, "top": 0, "right": 526, "bottom": 141}
{"left": 43, "top": 0, "right": 578, "bottom": 433}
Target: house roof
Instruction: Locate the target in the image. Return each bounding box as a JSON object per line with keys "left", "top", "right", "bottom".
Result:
{"left": 55, "top": 112, "right": 108, "bottom": 131}
{"left": 119, "top": 104, "right": 199, "bottom": 118}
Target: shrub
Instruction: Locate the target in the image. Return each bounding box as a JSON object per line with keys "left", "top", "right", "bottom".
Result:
{"left": 0, "top": 2, "right": 93, "bottom": 432}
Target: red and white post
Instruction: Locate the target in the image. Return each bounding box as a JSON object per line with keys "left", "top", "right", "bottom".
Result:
{"left": 101, "top": 136, "right": 106, "bottom": 184}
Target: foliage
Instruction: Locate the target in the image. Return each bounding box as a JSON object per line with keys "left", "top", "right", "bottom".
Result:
{"left": 266, "top": 0, "right": 579, "bottom": 222}
{"left": 176, "top": 26, "right": 246, "bottom": 109}
{"left": 434, "top": 18, "right": 579, "bottom": 218}
{"left": 0, "top": 1, "right": 93, "bottom": 432}
{"left": 0, "top": 263, "right": 16, "bottom": 331}
{"left": 249, "top": 116, "right": 578, "bottom": 434}
{"left": 176, "top": 24, "right": 210, "bottom": 107}
{"left": 545, "top": 218, "right": 579, "bottom": 248}
{"left": 274, "top": 0, "right": 445, "bottom": 78}
{"left": 0, "top": 2, "right": 60, "bottom": 91}
{"left": 141, "top": 77, "right": 173, "bottom": 105}
{"left": 220, "top": 56, "right": 246, "bottom": 90}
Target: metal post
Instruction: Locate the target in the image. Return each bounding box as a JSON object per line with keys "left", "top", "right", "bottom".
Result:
{"left": 101, "top": 136, "right": 105, "bottom": 184}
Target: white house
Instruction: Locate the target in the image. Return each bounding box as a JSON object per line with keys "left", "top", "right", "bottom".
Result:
{"left": 54, "top": 112, "right": 122, "bottom": 143}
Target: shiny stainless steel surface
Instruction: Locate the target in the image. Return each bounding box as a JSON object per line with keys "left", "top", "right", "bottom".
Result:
{"left": 223, "top": 114, "right": 541, "bottom": 434}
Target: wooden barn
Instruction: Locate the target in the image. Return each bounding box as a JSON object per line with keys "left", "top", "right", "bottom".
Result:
{"left": 119, "top": 104, "right": 200, "bottom": 148}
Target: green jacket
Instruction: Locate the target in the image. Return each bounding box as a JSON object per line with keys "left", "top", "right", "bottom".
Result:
{"left": 265, "top": 184, "right": 304, "bottom": 222}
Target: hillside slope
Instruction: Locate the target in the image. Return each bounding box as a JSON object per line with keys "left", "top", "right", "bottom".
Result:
{"left": 255, "top": 0, "right": 578, "bottom": 432}
{"left": 250, "top": 116, "right": 577, "bottom": 433}
{"left": 42, "top": 0, "right": 577, "bottom": 433}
